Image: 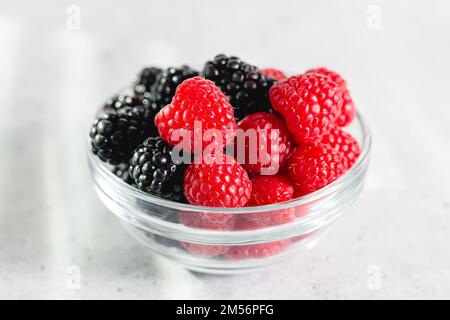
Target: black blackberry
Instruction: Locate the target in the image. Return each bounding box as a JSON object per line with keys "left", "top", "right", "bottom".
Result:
{"left": 103, "top": 94, "right": 158, "bottom": 138}
{"left": 133, "top": 67, "right": 162, "bottom": 99}
{"left": 90, "top": 111, "right": 150, "bottom": 165}
{"left": 203, "top": 54, "right": 276, "bottom": 119}
{"left": 103, "top": 94, "right": 136, "bottom": 111}
{"left": 129, "top": 137, "right": 187, "bottom": 203}
{"left": 149, "top": 65, "right": 198, "bottom": 112}
{"left": 112, "top": 163, "right": 134, "bottom": 185}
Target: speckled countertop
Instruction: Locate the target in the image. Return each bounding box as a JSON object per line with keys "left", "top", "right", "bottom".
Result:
{"left": 0, "top": 0, "right": 449, "bottom": 299}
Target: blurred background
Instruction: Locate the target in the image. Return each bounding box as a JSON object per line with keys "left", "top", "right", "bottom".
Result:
{"left": 0, "top": 0, "right": 449, "bottom": 299}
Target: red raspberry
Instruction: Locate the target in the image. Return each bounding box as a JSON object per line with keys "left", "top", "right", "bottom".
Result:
{"left": 269, "top": 73, "right": 343, "bottom": 145}
{"left": 233, "top": 217, "right": 266, "bottom": 230}
{"left": 184, "top": 153, "right": 252, "bottom": 207}
{"left": 288, "top": 144, "right": 346, "bottom": 197}
{"left": 178, "top": 212, "right": 236, "bottom": 230}
{"left": 306, "top": 67, "right": 355, "bottom": 127}
{"left": 154, "top": 76, "right": 237, "bottom": 153}
{"left": 180, "top": 242, "right": 228, "bottom": 256}
{"left": 228, "top": 219, "right": 292, "bottom": 260}
{"left": 294, "top": 204, "right": 308, "bottom": 218}
{"left": 261, "top": 68, "right": 287, "bottom": 81}
{"left": 321, "top": 128, "right": 361, "bottom": 169}
{"left": 243, "top": 175, "right": 295, "bottom": 226}
{"left": 179, "top": 209, "right": 236, "bottom": 256}
{"left": 226, "top": 239, "right": 292, "bottom": 260}
{"left": 234, "top": 112, "right": 293, "bottom": 176}
{"left": 247, "top": 175, "right": 294, "bottom": 206}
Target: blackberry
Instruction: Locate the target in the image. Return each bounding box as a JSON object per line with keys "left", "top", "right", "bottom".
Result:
{"left": 103, "top": 94, "right": 136, "bottom": 111}
{"left": 129, "top": 137, "right": 187, "bottom": 203}
{"left": 203, "top": 54, "right": 276, "bottom": 119}
{"left": 112, "top": 163, "right": 134, "bottom": 185}
{"left": 103, "top": 94, "right": 158, "bottom": 138}
{"left": 133, "top": 67, "right": 162, "bottom": 99}
{"left": 90, "top": 111, "right": 150, "bottom": 165}
{"left": 149, "top": 65, "right": 198, "bottom": 112}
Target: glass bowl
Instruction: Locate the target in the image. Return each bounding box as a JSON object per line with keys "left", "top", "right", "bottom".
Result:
{"left": 88, "top": 111, "right": 371, "bottom": 274}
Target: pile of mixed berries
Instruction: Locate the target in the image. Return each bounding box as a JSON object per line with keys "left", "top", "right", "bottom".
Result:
{"left": 90, "top": 54, "right": 361, "bottom": 259}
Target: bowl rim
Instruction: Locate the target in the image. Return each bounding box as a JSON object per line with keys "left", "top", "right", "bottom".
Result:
{"left": 88, "top": 110, "right": 372, "bottom": 214}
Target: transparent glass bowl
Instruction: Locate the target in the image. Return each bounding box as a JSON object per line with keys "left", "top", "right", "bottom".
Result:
{"left": 88, "top": 112, "right": 371, "bottom": 274}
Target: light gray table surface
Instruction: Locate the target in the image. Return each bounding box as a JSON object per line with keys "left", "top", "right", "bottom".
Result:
{"left": 0, "top": 0, "right": 449, "bottom": 299}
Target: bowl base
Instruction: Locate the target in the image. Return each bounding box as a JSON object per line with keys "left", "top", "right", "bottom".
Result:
{"left": 124, "top": 222, "right": 325, "bottom": 275}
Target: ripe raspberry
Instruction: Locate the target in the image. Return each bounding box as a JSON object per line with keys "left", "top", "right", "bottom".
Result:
{"left": 269, "top": 73, "right": 343, "bottom": 145}
{"left": 321, "top": 128, "right": 361, "bottom": 169}
{"left": 294, "top": 204, "right": 308, "bottom": 218}
{"left": 184, "top": 154, "right": 252, "bottom": 207}
{"left": 233, "top": 217, "right": 266, "bottom": 230}
{"left": 306, "top": 67, "right": 355, "bottom": 127}
{"left": 246, "top": 175, "right": 294, "bottom": 206}
{"left": 154, "top": 77, "right": 237, "bottom": 153}
{"left": 243, "top": 175, "right": 296, "bottom": 226}
{"left": 178, "top": 211, "right": 234, "bottom": 257}
{"left": 226, "top": 239, "right": 292, "bottom": 260}
{"left": 234, "top": 112, "right": 293, "bottom": 176}
{"left": 288, "top": 144, "right": 346, "bottom": 197}
{"left": 261, "top": 68, "right": 287, "bottom": 81}
{"left": 180, "top": 242, "right": 229, "bottom": 256}
{"left": 178, "top": 212, "right": 236, "bottom": 230}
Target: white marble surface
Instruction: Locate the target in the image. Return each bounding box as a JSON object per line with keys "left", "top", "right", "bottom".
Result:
{"left": 0, "top": 0, "right": 450, "bottom": 299}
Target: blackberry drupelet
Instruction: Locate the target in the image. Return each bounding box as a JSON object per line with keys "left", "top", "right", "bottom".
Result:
{"left": 133, "top": 67, "right": 162, "bottom": 99}
{"left": 129, "top": 137, "right": 187, "bottom": 203}
{"left": 149, "top": 65, "right": 198, "bottom": 112}
{"left": 203, "top": 54, "right": 276, "bottom": 120}
{"left": 103, "top": 94, "right": 136, "bottom": 112}
{"left": 90, "top": 111, "right": 151, "bottom": 165}
{"left": 103, "top": 94, "right": 158, "bottom": 138}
